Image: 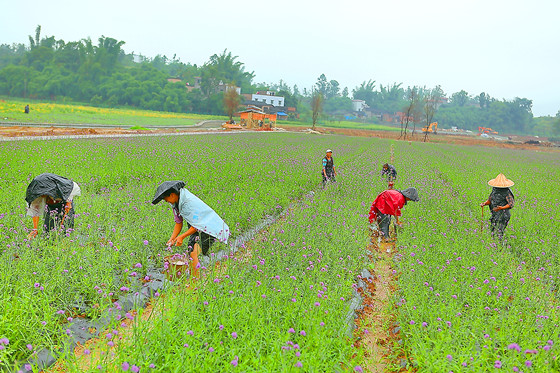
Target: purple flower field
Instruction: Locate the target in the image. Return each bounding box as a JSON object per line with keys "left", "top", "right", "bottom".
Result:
{"left": 1, "top": 133, "right": 559, "bottom": 371}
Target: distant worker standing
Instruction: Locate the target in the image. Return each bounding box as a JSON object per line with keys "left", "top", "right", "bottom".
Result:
{"left": 381, "top": 163, "right": 397, "bottom": 188}
{"left": 480, "top": 173, "right": 515, "bottom": 239}
{"left": 369, "top": 187, "right": 419, "bottom": 240}
{"left": 25, "top": 173, "right": 81, "bottom": 239}
{"left": 152, "top": 181, "right": 230, "bottom": 279}
{"left": 322, "top": 149, "right": 337, "bottom": 187}
{"left": 24, "top": 104, "right": 30, "bottom": 114}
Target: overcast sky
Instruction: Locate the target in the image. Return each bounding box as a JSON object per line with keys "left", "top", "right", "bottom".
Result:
{"left": 2, "top": 0, "right": 559, "bottom": 116}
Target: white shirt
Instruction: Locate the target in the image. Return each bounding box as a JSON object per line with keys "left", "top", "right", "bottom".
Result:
{"left": 26, "top": 182, "right": 81, "bottom": 217}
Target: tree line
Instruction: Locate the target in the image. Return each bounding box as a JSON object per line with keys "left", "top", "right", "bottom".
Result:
{"left": 1, "top": 26, "right": 558, "bottom": 136}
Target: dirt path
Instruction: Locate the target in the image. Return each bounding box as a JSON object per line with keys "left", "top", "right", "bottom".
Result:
{"left": 354, "top": 230, "right": 409, "bottom": 372}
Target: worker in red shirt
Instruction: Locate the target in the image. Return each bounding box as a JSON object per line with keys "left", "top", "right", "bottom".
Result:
{"left": 368, "top": 187, "right": 419, "bottom": 239}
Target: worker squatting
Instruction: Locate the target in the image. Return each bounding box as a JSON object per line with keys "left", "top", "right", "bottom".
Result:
{"left": 24, "top": 155, "right": 515, "bottom": 277}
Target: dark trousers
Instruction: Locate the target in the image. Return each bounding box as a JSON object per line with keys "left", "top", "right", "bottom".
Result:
{"left": 377, "top": 212, "right": 391, "bottom": 238}
{"left": 490, "top": 210, "right": 510, "bottom": 239}
{"left": 322, "top": 171, "right": 336, "bottom": 186}
{"left": 44, "top": 202, "right": 75, "bottom": 232}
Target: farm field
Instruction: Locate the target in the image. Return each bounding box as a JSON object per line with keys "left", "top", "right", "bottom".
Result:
{"left": 1, "top": 132, "right": 559, "bottom": 372}
{"left": 0, "top": 99, "right": 227, "bottom": 127}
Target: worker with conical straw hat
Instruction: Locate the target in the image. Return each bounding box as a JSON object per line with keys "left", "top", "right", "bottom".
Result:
{"left": 480, "top": 173, "right": 515, "bottom": 240}
{"left": 152, "top": 181, "right": 230, "bottom": 279}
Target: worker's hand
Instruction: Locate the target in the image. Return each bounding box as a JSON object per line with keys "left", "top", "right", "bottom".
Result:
{"left": 28, "top": 229, "right": 38, "bottom": 240}
{"left": 167, "top": 237, "right": 177, "bottom": 246}
{"left": 480, "top": 202, "right": 486, "bottom": 207}
{"left": 492, "top": 206, "right": 502, "bottom": 212}
{"left": 175, "top": 237, "right": 184, "bottom": 247}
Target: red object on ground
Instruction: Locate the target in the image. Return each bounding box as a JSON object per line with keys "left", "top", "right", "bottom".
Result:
{"left": 368, "top": 189, "right": 406, "bottom": 223}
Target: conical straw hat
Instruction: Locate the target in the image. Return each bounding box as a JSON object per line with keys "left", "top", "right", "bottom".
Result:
{"left": 488, "top": 173, "right": 514, "bottom": 188}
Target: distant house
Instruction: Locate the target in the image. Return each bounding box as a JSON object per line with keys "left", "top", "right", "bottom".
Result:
{"left": 217, "top": 80, "right": 241, "bottom": 95}
{"left": 251, "top": 91, "right": 285, "bottom": 107}
{"left": 167, "top": 78, "right": 182, "bottom": 84}
{"left": 352, "top": 99, "right": 368, "bottom": 112}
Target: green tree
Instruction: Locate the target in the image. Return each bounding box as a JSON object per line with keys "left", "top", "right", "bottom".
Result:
{"left": 451, "top": 90, "right": 469, "bottom": 107}
{"left": 352, "top": 80, "right": 376, "bottom": 106}
{"left": 315, "top": 74, "right": 328, "bottom": 96}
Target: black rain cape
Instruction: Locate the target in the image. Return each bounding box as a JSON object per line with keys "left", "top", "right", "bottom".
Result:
{"left": 152, "top": 181, "right": 186, "bottom": 205}
{"left": 25, "top": 173, "right": 74, "bottom": 206}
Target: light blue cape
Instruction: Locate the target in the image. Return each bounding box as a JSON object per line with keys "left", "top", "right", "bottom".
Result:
{"left": 178, "top": 188, "right": 230, "bottom": 243}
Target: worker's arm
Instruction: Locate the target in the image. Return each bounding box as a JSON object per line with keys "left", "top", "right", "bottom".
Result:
{"left": 480, "top": 200, "right": 490, "bottom": 207}
{"left": 333, "top": 166, "right": 337, "bottom": 176}
{"left": 60, "top": 201, "right": 72, "bottom": 228}
{"left": 175, "top": 226, "right": 198, "bottom": 247}
{"left": 493, "top": 204, "right": 511, "bottom": 212}
{"left": 167, "top": 222, "right": 183, "bottom": 246}
{"left": 28, "top": 216, "right": 40, "bottom": 239}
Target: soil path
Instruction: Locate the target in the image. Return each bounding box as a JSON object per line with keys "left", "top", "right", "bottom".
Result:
{"left": 355, "top": 230, "right": 404, "bottom": 372}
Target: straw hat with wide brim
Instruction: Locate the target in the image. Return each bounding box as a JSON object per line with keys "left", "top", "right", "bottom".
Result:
{"left": 488, "top": 173, "right": 514, "bottom": 188}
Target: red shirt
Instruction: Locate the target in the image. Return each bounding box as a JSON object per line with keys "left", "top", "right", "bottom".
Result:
{"left": 368, "top": 189, "right": 406, "bottom": 223}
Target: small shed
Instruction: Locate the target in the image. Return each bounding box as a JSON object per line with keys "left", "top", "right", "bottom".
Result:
{"left": 238, "top": 107, "right": 277, "bottom": 129}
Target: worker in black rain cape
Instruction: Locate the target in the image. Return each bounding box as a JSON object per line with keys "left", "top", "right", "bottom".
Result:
{"left": 25, "top": 173, "right": 81, "bottom": 239}
{"left": 152, "top": 181, "right": 230, "bottom": 279}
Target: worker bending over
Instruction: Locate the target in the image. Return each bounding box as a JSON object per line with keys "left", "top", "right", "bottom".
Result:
{"left": 369, "top": 187, "right": 419, "bottom": 240}
{"left": 152, "top": 181, "right": 230, "bottom": 279}
{"left": 381, "top": 163, "right": 397, "bottom": 189}
{"left": 26, "top": 173, "right": 81, "bottom": 239}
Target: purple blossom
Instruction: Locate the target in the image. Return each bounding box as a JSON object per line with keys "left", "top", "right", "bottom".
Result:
{"left": 300, "top": 330, "right": 306, "bottom": 336}
{"left": 122, "top": 362, "right": 130, "bottom": 371}
{"left": 494, "top": 360, "right": 502, "bottom": 368}
{"left": 295, "top": 361, "right": 303, "bottom": 367}
{"left": 508, "top": 343, "right": 521, "bottom": 352}
{"left": 231, "top": 332, "right": 238, "bottom": 339}
{"left": 288, "top": 328, "right": 296, "bottom": 333}
{"left": 354, "top": 366, "right": 363, "bottom": 373}
{"left": 446, "top": 354, "right": 452, "bottom": 361}
{"left": 131, "top": 365, "right": 139, "bottom": 373}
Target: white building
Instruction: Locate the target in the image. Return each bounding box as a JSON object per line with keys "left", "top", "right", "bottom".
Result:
{"left": 252, "top": 93, "right": 285, "bottom": 107}
{"left": 352, "top": 99, "right": 368, "bottom": 112}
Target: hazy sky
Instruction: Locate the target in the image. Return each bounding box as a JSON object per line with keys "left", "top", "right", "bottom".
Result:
{"left": 2, "top": 0, "right": 559, "bottom": 116}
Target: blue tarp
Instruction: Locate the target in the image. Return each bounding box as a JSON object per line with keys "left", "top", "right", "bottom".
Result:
{"left": 276, "top": 111, "right": 288, "bottom": 116}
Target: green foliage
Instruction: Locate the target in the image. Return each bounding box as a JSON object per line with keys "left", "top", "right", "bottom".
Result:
{"left": 0, "top": 29, "right": 255, "bottom": 117}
